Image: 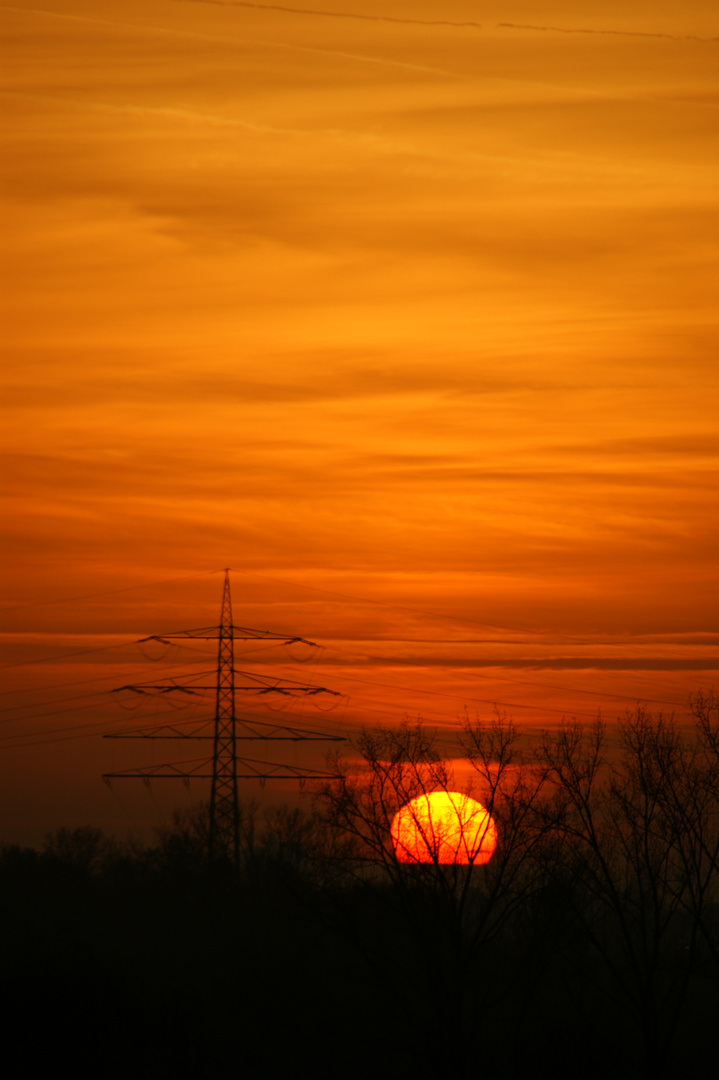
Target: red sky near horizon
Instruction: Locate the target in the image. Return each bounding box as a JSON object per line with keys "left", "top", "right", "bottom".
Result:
{"left": 1, "top": 0, "right": 718, "bottom": 845}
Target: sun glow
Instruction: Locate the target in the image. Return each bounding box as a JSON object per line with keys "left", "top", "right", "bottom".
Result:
{"left": 391, "top": 792, "right": 497, "bottom": 865}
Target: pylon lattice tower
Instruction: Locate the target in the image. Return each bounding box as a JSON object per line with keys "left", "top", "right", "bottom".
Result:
{"left": 104, "top": 569, "right": 344, "bottom": 862}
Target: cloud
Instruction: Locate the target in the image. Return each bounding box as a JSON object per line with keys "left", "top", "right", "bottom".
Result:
{"left": 497, "top": 22, "right": 719, "bottom": 44}
{"left": 174, "top": 0, "right": 484, "bottom": 30}
{"left": 380, "top": 657, "right": 719, "bottom": 672}
{"left": 557, "top": 434, "right": 719, "bottom": 459}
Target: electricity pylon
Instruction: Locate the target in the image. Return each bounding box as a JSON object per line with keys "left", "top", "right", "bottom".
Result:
{"left": 104, "top": 569, "right": 344, "bottom": 862}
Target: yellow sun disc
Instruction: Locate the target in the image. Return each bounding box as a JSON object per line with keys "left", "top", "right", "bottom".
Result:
{"left": 391, "top": 791, "right": 497, "bottom": 865}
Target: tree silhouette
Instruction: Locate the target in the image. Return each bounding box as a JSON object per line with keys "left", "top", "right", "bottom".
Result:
{"left": 314, "top": 717, "right": 559, "bottom": 1079}
{"left": 2, "top": 700, "right": 717, "bottom": 1079}
{"left": 540, "top": 706, "right": 719, "bottom": 1078}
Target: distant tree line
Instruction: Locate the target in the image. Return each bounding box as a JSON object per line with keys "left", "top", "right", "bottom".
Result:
{"left": 2, "top": 693, "right": 717, "bottom": 1079}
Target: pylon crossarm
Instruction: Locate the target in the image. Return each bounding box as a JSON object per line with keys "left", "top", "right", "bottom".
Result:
{"left": 105, "top": 718, "right": 344, "bottom": 741}
{"left": 113, "top": 683, "right": 201, "bottom": 695}
{"left": 231, "top": 670, "right": 340, "bottom": 695}
{"left": 235, "top": 625, "right": 319, "bottom": 647}
{"left": 137, "top": 629, "right": 218, "bottom": 643}
{"left": 138, "top": 626, "right": 318, "bottom": 646}
{"left": 103, "top": 757, "right": 338, "bottom": 781}
{"left": 114, "top": 674, "right": 341, "bottom": 696}
{"left": 231, "top": 718, "right": 345, "bottom": 741}
{"left": 103, "top": 757, "right": 214, "bottom": 780}
{"left": 231, "top": 757, "right": 341, "bottom": 780}
{"left": 104, "top": 720, "right": 215, "bottom": 739}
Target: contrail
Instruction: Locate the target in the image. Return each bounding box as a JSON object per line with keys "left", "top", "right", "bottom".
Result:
{"left": 173, "top": 0, "right": 483, "bottom": 28}
{"left": 3, "top": 90, "right": 383, "bottom": 136}
{"left": 0, "top": 4, "right": 254, "bottom": 41}
{"left": 173, "top": 3, "right": 718, "bottom": 43}
{"left": 498, "top": 22, "right": 719, "bottom": 43}
{"left": 0, "top": 5, "right": 456, "bottom": 76}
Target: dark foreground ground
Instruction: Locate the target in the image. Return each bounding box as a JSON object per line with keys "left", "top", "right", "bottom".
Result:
{"left": 2, "top": 813, "right": 718, "bottom": 1080}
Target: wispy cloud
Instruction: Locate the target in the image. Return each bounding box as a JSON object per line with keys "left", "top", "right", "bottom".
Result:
{"left": 498, "top": 22, "right": 718, "bottom": 44}
{"left": 395, "top": 657, "right": 719, "bottom": 672}
{"left": 0, "top": 4, "right": 454, "bottom": 76}
{"left": 1, "top": 90, "right": 361, "bottom": 137}
{"left": 171, "top": 2, "right": 719, "bottom": 43}
{"left": 174, "top": 0, "right": 484, "bottom": 29}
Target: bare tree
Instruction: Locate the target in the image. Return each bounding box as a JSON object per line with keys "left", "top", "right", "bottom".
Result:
{"left": 314, "top": 717, "right": 558, "bottom": 1080}
{"left": 42, "top": 826, "right": 123, "bottom": 872}
{"left": 672, "top": 692, "right": 719, "bottom": 967}
{"left": 541, "top": 706, "right": 719, "bottom": 1079}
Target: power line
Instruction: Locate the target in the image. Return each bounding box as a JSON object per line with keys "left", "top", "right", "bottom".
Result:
{"left": 103, "top": 569, "right": 346, "bottom": 863}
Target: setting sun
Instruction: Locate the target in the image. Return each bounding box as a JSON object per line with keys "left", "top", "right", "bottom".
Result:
{"left": 391, "top": 791, "right": 497, "bottom": 865}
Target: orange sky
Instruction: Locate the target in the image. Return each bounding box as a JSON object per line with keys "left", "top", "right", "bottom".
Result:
{"left": 1, "top": 1, "right": 718, "bottom": 844}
